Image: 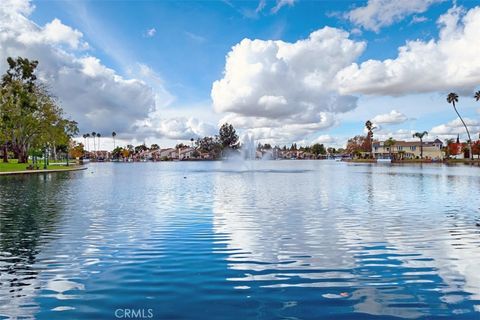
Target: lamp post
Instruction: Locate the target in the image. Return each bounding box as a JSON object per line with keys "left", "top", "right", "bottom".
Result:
{"left": 43, "top": 147, "right": 47, "bottom": 169}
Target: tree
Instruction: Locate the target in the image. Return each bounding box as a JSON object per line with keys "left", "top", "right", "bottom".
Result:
{"left": 412, "top": 131, "right": 428, "bottom": 158}
{"left": 134, "top": 144, "right": 148, "bottom": 154}
{"left": 150, "top": 143, "right": 160, "bottom": 150}
{"left": 112, "top": 131, "right": 116, "bottom": 150}
{"left": 0, "top": 57, "right": 77, "bottom": 163}
{"left": 91, "top": 131, "right": 96, "bottom": 153}
{"left": 384, "top": 137, "right": 396, "bottom": 159}
{"left": 444, "top": 138, "right": 454, "bottom": 159}
{"left": 85, "top": 133, "right": 90, "bottom": 152}
{"left": 365, "top": 120, "right": 376, "bottom": 158}
{"left": 311, "top": 143, "right": 326, "bottom": 156}
{"left": 218, "top": 123, "right": 239, "bottom": 149}
{"left": 69, "top": 141, "right": 85, "bottom": 159}
{"left": 196, "top": 136, "right": 222, "bottom": 159}
{"left": 97, "top": 133, "right": 101, "bottom": 151}
{"left": 474, "top": 91, "right": 480, "bottom": 102}
{"left": 346, "top": 135, "right": 370, "bottom": 156}
{"left": 121, "top": 148, "right": 130, "bottom": 159}
{"left": 111, "top": 146, "right": 123, "bottom": 160}
{"left": 447, "top": 92, "right": 473, "bottom": 160}
{"left": 472, "top": 140, "right": 480, "bottom": 159}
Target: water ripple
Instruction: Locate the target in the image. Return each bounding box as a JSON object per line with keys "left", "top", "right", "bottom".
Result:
{"left": 1, "top": 161, "right": 479, "bottom": 319}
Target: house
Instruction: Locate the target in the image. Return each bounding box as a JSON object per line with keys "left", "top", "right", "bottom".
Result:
{"left": 372, "top": 139, "right": 444, "bottom": 160}
{"left": 159, "top": 148, "right": 178, "bottom": 160}
{"left": 178, "top": 147, "right": 196, "bottom": 160}
{"left": 90, "top": 150, "right": 111, "bottom": 161}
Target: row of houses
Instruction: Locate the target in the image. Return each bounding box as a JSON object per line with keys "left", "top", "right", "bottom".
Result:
{"left": 86, "top": 139, "right": 475, "bottom": 162}
{"left": 371, "top": 138, "right": 477, "bottom": 160}
{"left": 372, "top": 139, "right": 444, "bottom": 160}
{"left": 87, "top": 147, "right": 210, "bottom": 161}
{"left": 136, "top": 147, "right": 207, "bottom": 161}
{"left": 254, "top": 148, "right": 330, "bottom": 160}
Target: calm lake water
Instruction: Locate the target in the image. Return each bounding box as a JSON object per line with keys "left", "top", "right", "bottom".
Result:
{"left": 1, "top": 161, "right": 479, "bottom": 319}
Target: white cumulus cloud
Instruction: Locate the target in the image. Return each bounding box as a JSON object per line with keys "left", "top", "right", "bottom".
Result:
{"left": 0, "top": 0, "right": 198, "bottom": 142}
{"left": 430, "top": 117, "right": 480, "bottom": 137}
{"left": 134, "top": 116, "right": 216, "bottom": 140}
{"left": 311, "top": 134, "right": 336, "bottom": 145}
{"left": 337, "top": 6, "right": 480, "bottom": 96}
{"left": 371, "top": 110, "right": 408, "bottom": 124}
{"left": 212, "top": 27, "right": 365, "bottom": 143}
{"left": 345, "top": 0, "right": 444, "bottom": 32}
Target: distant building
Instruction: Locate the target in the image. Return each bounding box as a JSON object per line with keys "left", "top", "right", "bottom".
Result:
{"left": 89, "top": 150, "right": 111, "bottom": 160}
{"left": 159, "top": 148, "right": 178, "bottom": 160}
{"left": 178, "top": 147, "right": 196, "bottom": 160}
{"left": 372, "top": 139, "right": 444, "bottom": 160}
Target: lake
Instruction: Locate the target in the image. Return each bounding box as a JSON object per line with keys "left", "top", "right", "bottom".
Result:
{"left": 1, "top": 161, "right": 479, "bottom": 319}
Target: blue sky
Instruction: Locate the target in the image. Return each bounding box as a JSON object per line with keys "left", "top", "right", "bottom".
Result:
{"left": 2, "top": 0, "right": 480, "bottom": 148}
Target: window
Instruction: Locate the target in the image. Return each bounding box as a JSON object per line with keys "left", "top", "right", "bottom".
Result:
{"left": 397, "top": 146, "right": 403, "bottom": 151}
{"left": 410, "top": 146, "right": 416, "bottom": 151}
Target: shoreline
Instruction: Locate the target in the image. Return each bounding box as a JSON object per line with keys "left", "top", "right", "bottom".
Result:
{"left": 0, "top": 166, "right": 87, "bottom": 176}
{"left": 344, "top": 159, "right": 480, "bottom": 165}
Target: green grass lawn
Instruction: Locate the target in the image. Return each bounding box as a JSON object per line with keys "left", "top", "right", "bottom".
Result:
{"left": 0, "top": 159, "right": 78, "bottom": 172}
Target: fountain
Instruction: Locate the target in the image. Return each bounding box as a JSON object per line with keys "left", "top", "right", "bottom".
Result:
{"left": 242, "top": 133, "right": 256, "bottom": 160}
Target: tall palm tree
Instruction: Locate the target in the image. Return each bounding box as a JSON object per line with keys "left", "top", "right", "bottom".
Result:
{"left": 474, "top": 90, "right": 480, "bottom": 158}
{"left": 412, "top": 131, "right": 428, "bottom": 159}
{"left": 82, "top": 134, "right": 87, "bottom": 150}
{"left": 85, "top": 133, "right": 90, "bottom": 152}
{"left": 474, "top": 91, "right": 480, "bottom": 102}
{"left": 112, "top": 131, "right": 117, "bottom": 150}
{"left": 365, "top": 120, "right": 376, "bottom": 158}
{"left": 447, "top": 93, "right": 473, "bottom": 160}
{"left": 91, "top": 131, "right": 96, "bottom": 153}
{"left": 97, "top": 133, "right": 101, "bottom": 151}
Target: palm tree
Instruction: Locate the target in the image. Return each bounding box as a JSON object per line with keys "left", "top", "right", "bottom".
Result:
{"left": 112, "top": 131, "right": 117, "bottom": 150}
{"left": 474, "top": 91, "right": 480, "bottom": 158}
{"left": 474, "top": 91, "right": 480, "bottom": 102}
{"left": 91, "top": 131, "right": 96, "bottom": 153}
{"left": 97, "top": 133, "right": 101, "bottom": 151}
{"left": 82, "top": 134, "right": 87, "bottom": 150}
{"left": 384, "top": 137, "right": 396, "bottom": 159}
{"left": 85, "top": 133, "right": 90, "bottom": 153}
{"left": 365, "top": 120, "right": 376, "bottom": 158}
{"left": 447, "top": 93, "right": 473, "bottom": 160}
{"left": 412, "top": 131, "right": 428, "bottom": 159}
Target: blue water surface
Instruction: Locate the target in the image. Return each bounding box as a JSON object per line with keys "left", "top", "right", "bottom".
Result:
{"left": 0, "top": 161, "right": 479, "bottom": 319}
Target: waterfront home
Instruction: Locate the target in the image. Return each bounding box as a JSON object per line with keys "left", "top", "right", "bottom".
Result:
{"left": 90, "top": 150, "right": 111, "bottom": 161}
{"left": 178, "top": 147, "right": 196, "bottom": 160}
{"left": 159, "top": 148, "right": 178, "bottom": 160}
{"left": 373, "top": 139, "right": 444, "bottom": 160}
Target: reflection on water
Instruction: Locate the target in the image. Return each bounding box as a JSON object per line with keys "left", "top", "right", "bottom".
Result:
{"left": 0, "top": 161, "right": 479, "bottom": 319}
